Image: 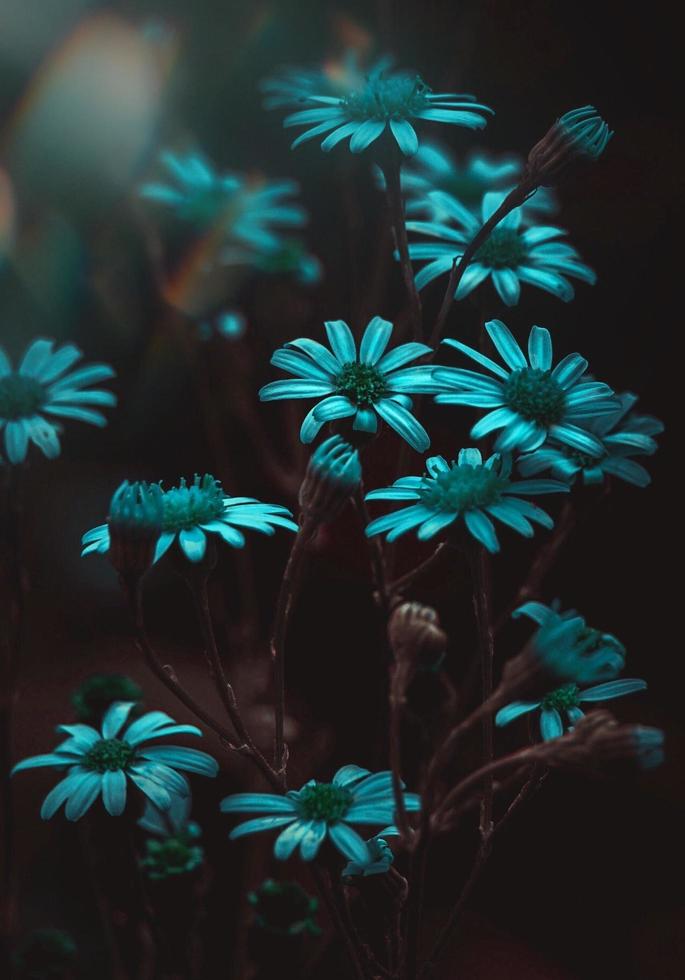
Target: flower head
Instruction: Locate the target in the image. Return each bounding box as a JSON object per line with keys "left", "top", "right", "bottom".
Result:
{"left": 221, "top": 764, "right": 420, "bottom": 864}
{"left": 138, "top": 795, "right": 204, "bottom": 881}
{"left": 259, "top": 317, "right": 444, "bottom": 451}
{"left": 248, "top": 879, "right": 321, "bottom": 937}
{"left": 433, "top": 320, "right": 618, "bottom": 456}
{"left": 82, "top": 474, "right": 297, "bottom": 565}
{"left": 365, "top": 448, "right": 568, "bottom": 553}
{"left": 299, "top": 435, "right": 362, "bottom": 523}
{"left": 106, "top": 480, "right": 164, "bottom": 577}
{"left": 526, "top": 106, "right": 613, "bottom": 186}
{"left": 280, "top": 63, "right": 492, "bottom": 155}
{"left": 388, "top": 602, "right": 447, "bottom": 672}
{"left": 541, "top": 710, "right": 664, "bottom": 771}
{"left": 260, "top": 50, "right": 376, "bottom": 110}
{"left": 71, "top": 673, "right": 143, "bottom": 725}
{"left": 517, "top": 392, "right": 663, "bottom": 488}
{"left": 342, "top": 831, "right": 398, "bottom": 878}
{"left": 11, "top": 701, "right": 218, "bottom": 821}
{"left": 407, "top": 190, "right": 595, "bottom": 305}
{"left": 0, "top": 339, "right": 115, "bottom": 464}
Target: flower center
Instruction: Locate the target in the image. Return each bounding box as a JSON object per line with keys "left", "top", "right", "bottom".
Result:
{"left": 565, "top": 447, "right": 602, "bottom": 469}
{"left": 83, "top": 738, "right": 135, "bottom": 773}
{"left": 343, "top": 73, "right": 430, "bottom": 120}
{"left": 541, "top": 683, "right": 580, "bottom": 711}
{"left": 504, "top": 368, "right": 566, "bottom": 426}
{"left": 0, "top": 374, "right": 45, "bottom": 420}
{"left": 419, "top": 462, "right": 507, "bottom": 513}
{"left": 473, "top": 228, "right": 528, "bottom": 268}
{"left": 296, "top": 783, "right": 353, "bottom": 822}
{"left": 250, "top": 880, "right": 315, "bottom": 933}
{"left": 335, "top": 362, "right": 388, "bottom": 407}
{"left": 161, "top": 474, "right": 225, "bottom": 531}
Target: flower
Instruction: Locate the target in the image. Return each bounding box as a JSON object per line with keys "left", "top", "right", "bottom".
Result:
{"left": 260, "top": 50, "right": 377, "bottom": 110}
{"left": 526, "top": 106, "right": 613, "bottom": 186}
{"left": 406, "top": 190, "right": 595, "bottom": 305}
{"left": 388, "top": 602, "right": 447, "bottom": 672}
{"left": 0, "top": 338, "right": 116, "bottom": 464}
{"left": 342, "top": 831, "right": 397, "bottom": 878}
{"left": 12, "top": 928, "right": 77, "bottom": 978}
{"left": 299, "top": 434, "right": 362, "bottom": 523}
{"left": 280, "top": 64, "right": 492, "bottom": 155}
{"left": 517, "top": 392, "right": 663, "bottom": 488}
{"left": 11, "top": 701, "right": 218, "bottom": 821}
{"left": 496, "top": 678, "right": 647, "bottom": 741}
{"left": 220, "top": 764, "right": 420, "bottom": 864}
{"left": 540, "top": 711, "right": 664, "bottom": 771}
{"left": 248, "top": 879, "right": 321, "bottom": 937}
{"left": 81, "top": 474, "right": 297, "bottom": 564}
{"left": 259, "top": 317, "right": 444, "bottom": 451}
{"left": 71, "top": 673, "right": 143, "bottom": 725}
{"left": 365, "top": 448, "right": 568, "bottom": 553}
{"left": 139, "top": 151, "right": 308, "bottom": 257}
{"left": 433, "top": 320, "right": 618, "bottom": 455}
{"left": 138, "top": 795, "right": 204, "bottom": 881}
{"left": 106, "top": 480, "right": 164, "bottom": 577}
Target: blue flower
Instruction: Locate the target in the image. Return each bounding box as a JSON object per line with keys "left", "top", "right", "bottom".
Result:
{"left": 556, "top": 106, "right": 613, "bottom": 160}
{"left": 260, "top": 50, "right": 378, "bottom": 110}
{"left": 433, "top": 320, "right": 618, "bottom": 456}
{"left": 259, "top": 317, "right": 444, "bottom": 452}
{"left": 342, "top": 830, "right": 398, "bottom": 878}
{"left": 517, "top": 392, "right": 663, "bottom": 488}
{"left": 220, "top": 764, "right": 420, "bottom": 864}
{"left": 280, "top": 64, "right": 492, "bottom": 155}
{"left": 11, "top": 701, "right": 218, "bottom": 821}
{"left": 406, "top": 190, "right": 595, "bottom": 305}
{"left": 139, "top": 151, "right": 308, "bottom": 257}
{"left": 527, "top": 106, "right": 613, "bottom": 186}
{"left": 365, "top": 448, "right": 568, "bottom": 553}
{"left": 0, "top": 338, "right": 116, "bottom": 464}
{"left": 138, "top": 795, "right": 204, "bottom": 880}
{"left": 496, "top": 678, "right": 647, "bottom": 741}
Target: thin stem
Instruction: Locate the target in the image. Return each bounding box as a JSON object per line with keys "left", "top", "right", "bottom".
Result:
{"left": 389, "top": 543, "right": 450, "bottom": 596}
{"left": 310, "top": 867, "right": 369, "bottom": 980}
{"left": 382, "top": 157, "right": 423, "bottom": 342}
{"left": 353, "top": 484, "right": 391, "bottom": 612}
{"left": 468, "top": 544, "right": 495, "bottom": 843}
{"left": 388, "top": 666, "right": 412, "bottom": 843}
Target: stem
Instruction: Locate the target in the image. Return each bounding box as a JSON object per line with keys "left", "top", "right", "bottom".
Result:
{"left": 389, "top": 543, "right": 449, "bottom": 596}
{"left": 428, "top": 181, "right": 534, "bottom": 349}
{"left": 388, "top": 666, "right": 412, "bottom": 843}
{"left": 469, "top": 544, "right": 495, "bottom": 843}
{"left": 353, "top": 485, "right": 391, "bottom": 612}
{"left": 310, "top": 867, "right": 369, "bottom": 980}
{"left": 382, "top": 157, "right": 423, "bottom": 342}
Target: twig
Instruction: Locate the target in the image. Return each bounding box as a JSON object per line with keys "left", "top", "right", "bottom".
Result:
{"left": 382, "top": 157, "right": 423, "bottom": 342}
{"left": 468, "top": 543, "right": 495, "bottom": 843}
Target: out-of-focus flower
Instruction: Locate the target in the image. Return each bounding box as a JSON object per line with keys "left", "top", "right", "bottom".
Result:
{"left": 254, "top": 238, "right": 323, "bottom": 285}
{"left": 81, "top": 474, "right": 297, "bottom": 564}
{"left": 342, "top": 830, "right": 397, "bottom": 878}
{"left": 71, "top": 673, "right": 143, "bottom": 725}
{"left": 496, "top": 678, "right": 647, "bottom": 740}
{"left": 261, "top": 50, "right": 380, "bottom": 109}
{"left": 542, "top": 710, "right": 664, "bottom": 771}
{"left": 139, "top": 795, "right": 204, "bottom": 881}
{"left": 406, "top": 190, "right": 595, "bottom": 305}
{"left": 248, "top": 879, "right": 321, "bottom": 936}
{"left": 12, "top": 701, "right": 218, "bottom": 821}
{"left": 299, "top": 435, "right": 362, "bottom": 524}
{"left": 388, "top": 602, "right": 447, "bottom": 672}
{"left": 221, "top": 764, "right": 419, "bottom": 864}
{"left": 279, "top": 63, "right": 492, "bottom": 155}
{"left": 365, "top": 448, "right": 567, "bottom": 553}
{"left": 433, "top": 320, "right": 618, "bottom": 456}
{"left": 526, "top": 106, "right": 613, "bottom": 186}
{"left": 259, "top": 317, "right": 444, "bottom": 451}
{"left": 198, "top": 310, "right": 247, "bottom": 342}
{"left": 12, "top": 927, "right": 77, "bottom": 979}
{"left": 518, "top": 392, "right": 663, "bottom": 487}
{"left": 0, "top": 339, "right": 115, "bottom": 464}
{"left": 106, "top": 479, "right": 164, "bottom": 578}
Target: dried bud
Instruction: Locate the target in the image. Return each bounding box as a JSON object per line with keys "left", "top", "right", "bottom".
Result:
{"left": 107, "top": 480, "right": 163, "bottom": 579}
{"left": 388, "top": 602, "right": 447, "bottom": 672}
{"left": 525, "top": 105, "right": 612, "bottom": 187}
{"left": 298, "top": 435, "right": 361, "bottom": 524}
{"left": 542, "top": 710, "right": 665, "bottom": 771}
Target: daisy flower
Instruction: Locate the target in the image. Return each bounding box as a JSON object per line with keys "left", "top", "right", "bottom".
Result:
{"left": 259, "top": 316, "right": 444, "bottom": 451}
{"left": 365, "top": 448, "right": 568, "bottom": 553}
{"left": 406, "top": 189, "right": 595, "bottom": 305}
{"left": 433, "top": 320, "right": 618, "bottom": 455}
{"left": 11, "top": 701, "right": 218, "bottom": 821}
{"left": 220, "top": 764, "right": 420, "bottom": 864}
{"left": 0, "top": 338, "right": 115, "bottom": 464}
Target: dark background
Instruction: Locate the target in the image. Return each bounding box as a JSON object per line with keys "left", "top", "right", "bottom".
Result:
{"left": 1, "top": 1, "right": 682, "bottom": 977}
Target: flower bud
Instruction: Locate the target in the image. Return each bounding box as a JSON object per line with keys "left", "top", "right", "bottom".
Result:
{"left": 298, "top": 435, "right": 361, "bottom": 524}
{"left": 543, "top": 710, "right": 665, "bottom": 771}
{"left": 107, "top": 480, "right": 164, "bottom": 579}
{"left": 525, "top": 105, "right": 612, "bottom": 187}
{"left": 388, "top": 602, "right": 447, "bottom": 672}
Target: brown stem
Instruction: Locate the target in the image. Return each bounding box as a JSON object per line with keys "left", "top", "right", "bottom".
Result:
{"left": 382, "top": 158, "right": 423, "bottom": 342}
{"left": 468, "top": 543, "right": 495, "bottom": 843}
{"left": 389, "top": 543, "right": 450, "bottom": 596}
{"left": 388, "top": 669, "right": 412, "bottom": 843}
{"left": 310, "top": 867, "right": 369, "bottom": 980}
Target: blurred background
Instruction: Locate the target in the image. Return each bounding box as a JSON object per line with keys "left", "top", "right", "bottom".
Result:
{"left": 1, "top": 0, "right": 682, "bottom": 977}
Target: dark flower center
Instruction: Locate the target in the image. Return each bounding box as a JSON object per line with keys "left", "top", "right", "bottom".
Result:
{"left": 161, "top": 474, "right": 225, "bottom": 531}
{"left": 343, "top": 73, "right": 431, "bottom": 120}
{"left": 296, "top": 783, "right": 353, "bottom": 821}
{"left": 335, "top": 362, "right": 388, "bottom": 407}
{"left": 473, "top": 227, "right": 528, "bottom": 268}
{"left": 144, "top": 835, "right": 201, "bottom": 876}
{"left": 541, "top": 683, "right": 580, "bottom": 711}
{"left": 249, "top": 879, "right": 317, "bottom": 934}
{"left": 83, "top": 738, "right": 135, "bottom": 773}
{"left": 504, "top": 368, "right": 566, "bottom": 426}
{"left": 419, "top": 462, "right": 507, "bottom": 513}
{"left": 565, "top": 447, "right": 602, "bottom": 469}
{"left": 0, "top": 374, "right": 45, "bottom": 420}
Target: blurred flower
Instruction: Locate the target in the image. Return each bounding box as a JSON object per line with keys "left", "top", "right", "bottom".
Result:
{"left": 248, "top": 879, "right": 321, "bottom": 936}
{"left": 342, "top": 830, "right": 397, "bottom": 878}
{"left": 388, "top": 602, "right": 447, "bottom": 672}
{"left": 280, "top": 63, "right": 492, "bottom": 155}
{"left": 254, "top": 238, "right": 323, "bottom": 285}
{"left": 71, "top": 673, "right": 143, "bottom": 725}
{"left": 106, "top": 479, "right": 164, "bottom": 577}
{"left": 12, "top": 701, "right": 218, "bottom": 821}
{"left": 433, "top": 320, "right": 618, "bottom": 455}
{"left": 542, "top": 710, "right": 664, "bottom": 770}
{"left": 221, "top": 764, "right": 419, "bottom": 863}
{"left": 11, "top": 927, "right": 77, "bottom": 979}
{"left": 517, "top": 392, "right": 663, "bottom": 487}
{"left": 407, "top": 190, "right": 595, "bottom": 305}
{"left": 496, "top": 678, "right": 647, "bottom": 740}
{"left": 526, "top": 106, "right": 613, "bottom": 186}
{"left": 81, "top": 474, "right": 297, "bottom": 564}
{"left": 261, "top": 50, "right": 379, "bottom": 109}
{"left": 365, "top": 448, "right": 567, "bottom": 553}
{"left": 259, "top": 317, "right": 444, "bottom": 451}
{"left": 0, "top": 338, "right": 115, "bottom": 464}
{"left": 139, "top": 795, "right": 204, "bottom": 881}
{"left": 299, "top": 434, "right": 362, "bottom": 524}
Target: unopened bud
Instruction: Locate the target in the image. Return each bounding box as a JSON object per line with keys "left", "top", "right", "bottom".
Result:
{"left": 107, "top": 480, "right": 163, "bottom": 579}
{"left": 525, "top": 105, "right": 612, "bottom": 187}
{"left": 543, "top": 710, "right": 665, "bottom": 771}
{"left": 388, "top": 602, "right": 447, "bottom": 673}
{"left": 298, "top": 435, "right": 361, "bottom": 524}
